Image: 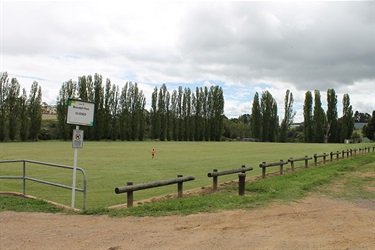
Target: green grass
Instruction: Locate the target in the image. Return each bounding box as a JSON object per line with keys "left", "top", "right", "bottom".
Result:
{"left": 0, "top": 195, "right": 65, "bottom": 213}
{"left": 318, "top": 161, "right": 375, "bottom": 200}
{"left": 0, "top": 141, "right": 374, "bottom": 209}
{"left": 1, "top": 153, "right": 374, "bottom": 216}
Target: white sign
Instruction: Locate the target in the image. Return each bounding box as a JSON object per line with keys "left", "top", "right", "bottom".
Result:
{"left": 72, "top": 129, "right": 84, "bottom": 148}
{"left": 67, "top": 99, "right": 95, "bottom": 126}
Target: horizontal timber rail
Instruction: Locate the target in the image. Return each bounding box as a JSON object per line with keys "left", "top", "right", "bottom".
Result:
{"left": 115, "top": 175, "right": 195, "bottom": 207}
{"left": 342, "top": 150, "right": 350, "bottom": 159}
{"left": 330, "top": 151, "right": 341, "bottom": 161}
{"left": 288, "top": 156, "right": 312, "bottom": 170}
{"left": 259, "top": 160, "right": 288, "bottom": 178}
{"left": 313, "top": 153, "right": 328, "bottom": 166}
{"left": 207, "top": 165, "right": 254, "bottom": 191}
{"left": 0, "top": 159, "right": 87, "bottom": 210}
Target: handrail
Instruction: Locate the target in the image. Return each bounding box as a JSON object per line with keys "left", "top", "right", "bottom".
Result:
{"left": 0, "top": 159, "right": 86, "bottom": 210}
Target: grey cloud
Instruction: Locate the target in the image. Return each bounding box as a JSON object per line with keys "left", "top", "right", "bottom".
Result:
{"left": 176, "top": 2, "right": 374, "bottom": 90}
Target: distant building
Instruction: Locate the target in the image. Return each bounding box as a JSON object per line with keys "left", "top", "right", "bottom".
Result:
{"left": 41, "top": 102, "right": 57, "bottom": 115}
{"left": 354, "top": 122, "right": 367, "bottom": 130}
{"left": 290, "top": 122, "right": 303, "bottom": 129}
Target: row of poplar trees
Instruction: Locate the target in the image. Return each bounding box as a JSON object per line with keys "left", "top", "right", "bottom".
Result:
{"left": 57, "top": 74, "right": 146, "bottom": 141}
{"left": 303, "top": 89, "right": 355, "bottom": 143}
{"left": 56, "top": 73, "right": 224, "bottom": 141}
{"left": 0, "top": 72, "right": 42, "bottom": 141}
{"left": 244, "top": 88, "right": 355, "bottom": 143}
{"left": 0, "top": 70, "right": 357, "bottom": 143}
{"left": 248, "top": 89, "right": 295, "bottom": 142}
{"left": 150, "top": 84, "right": 224, "bottom": 141}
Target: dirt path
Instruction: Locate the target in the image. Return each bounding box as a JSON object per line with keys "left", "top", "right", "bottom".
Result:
{"left": 1, "top": 195, "right": 374, "bottom": 250}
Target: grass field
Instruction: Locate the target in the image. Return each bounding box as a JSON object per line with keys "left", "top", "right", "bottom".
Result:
{"left": 0, "top": 141, "right": 374, "bottom": 209}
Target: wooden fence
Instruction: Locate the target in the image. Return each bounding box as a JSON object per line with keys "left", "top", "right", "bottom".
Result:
{"left": 113, "top": 146, "right": 374, "bottom": 208}
{"left": 259, "top": 146, "right": 374, "bottom": 179}
{"left": 115, "top": 175, "right": 195, "bottom": 207}
{"left": 207, "top": 165, "right": 253, "bottom": 195}
{"left": 288, "top": 156, "right": 312, "bottom": 170}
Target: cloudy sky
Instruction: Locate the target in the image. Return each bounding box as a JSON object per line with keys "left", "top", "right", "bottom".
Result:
{"left": 1, "top": 0, "right": 374, "bottom": 122}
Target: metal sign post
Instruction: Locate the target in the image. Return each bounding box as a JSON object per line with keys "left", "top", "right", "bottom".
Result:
{"left": 71, "top": 126, "right": 84, "bottom": 208}
{"left": 67, "top": 99, "right": 94, "bottom": 209}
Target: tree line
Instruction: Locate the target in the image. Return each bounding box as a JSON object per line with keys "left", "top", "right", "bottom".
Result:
{"left": 1, "top": 71, "right": 374, "bottom": 142}
{"left": 56, "top": 74, "right": 224, "bottom": 141}
{"left": 221, "top": 89, "right": 373, "bottom": 143}
{"left": 0, "top": 72, "right": 42, "bottom": 141}
{"left": 302, "top": 89, "right": 356, "bottom": 143}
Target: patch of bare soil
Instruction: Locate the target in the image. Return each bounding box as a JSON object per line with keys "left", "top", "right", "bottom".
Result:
{"left": 1, "top": 195, "right": 374, "bottom": 250}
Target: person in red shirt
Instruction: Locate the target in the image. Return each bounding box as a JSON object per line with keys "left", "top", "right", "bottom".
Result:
{"left": 151, "top": 149, "right": 155, "bottom": 159}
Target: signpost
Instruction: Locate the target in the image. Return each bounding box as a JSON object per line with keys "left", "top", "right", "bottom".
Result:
{"left": 67, "top": 99, "right": 94, "bottom": 208}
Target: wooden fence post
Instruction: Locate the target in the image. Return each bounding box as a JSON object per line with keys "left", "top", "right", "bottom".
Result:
{"left": 261, "top": 162, "right": 266, "bottom": 178}
{"left": 177, "top": 175, "right": 183, "bottom": 198}
{"left": 330, "top": 152, "right": 333, "bottom": 162}
{"left": 304, "top": 156, "right": 309, "bottom": 168}
{"left": 238, "top": 173, "right": 246, "bottom": 196}
{"left": 279, "top": 160, "right": 284, "bottom": 175}
{"left": 126, "top": 182, "right": 134, "bottom": 208}
{"left": 212, "top": 169, "right": 218, "bottom": 191}
{"left": 290, "top": 158, "right": 294, "bottom": 171}
{"left": 314, "top": 154, "right": 317, "bottom": 166}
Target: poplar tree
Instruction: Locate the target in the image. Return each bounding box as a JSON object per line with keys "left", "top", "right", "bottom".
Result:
{"left": 303, "top": 91, "right": 313, "bottom": 142}
{"left": 165, "top": 91, "right": 171, "bottom": 141}
{"left": 28, "top": 81, "right": 42, "bottom": 141}
{"left": 211, "top": 86, "right": 224, "bottom": 141}
{"left": 260, "top": 91, "right": 278, "bottom": 142}
{"left": 103, "top": 78, "right": 113, "bottom": 139}
{"left": 85, "top": 75, "right": 95, "bottom": 140}
{"left": 93, "top": 74, "right": 104, "bottom": 140}
{"left": 326, "top": 88, "right": 338, "bottom": 143}
{"left": 362, "top": 111, "right": 375, "bottom": 140}
{"left": 203, "top": 86, "right": 211, "bottom": 141}
{"left": 158, "top": 84, "right": 167, "bottom": 141}
{"left": 171, "top": 90, "right": 178, "bottom": 141}
{"left": 77, "top": 76, "right": 88, "bottom": 101}
{"left": 56, "top": 80, "right": 76, "bottom": 140}
{"left": 138, "top": 90, "right": 146, "bottom": 141}
{"left": 0, "top": 72, "right": 9, "bottom": 141}
{"left": 194, "top": 87, "right": 204, "bottom": 141}
{"left": 313, "top": 90, "right": 325, "bottom": 143}
{"left": 251, "top": 92, "right": 261, "bottom": 140}
{"left": 119, "top": 83, "right": 129, "bottom": 140}
{"left": 184, "top": 87, "right": 193, "bottom": 140}
{"left": 110, "top": 84, "right": 120, "bottom": 140}
{"left": 150, "top": 86, "right": 159, "bottom": 139}
{"left": 129, "top": 82, "right": 139, "bottom": 140}
{"left": 182, "top": 88, "right": 188, "bottom": 140}
{"left": 279, "top": 89, "right": 296, "bottom": 142}
{"left": 177, "top": 86, "right": 184, "bottom": 140}
{"left": 19, "top": 88, "right": 29, "bottom": 141}
{"left": 8, "top": 78, "right": 20, "bottom": 141}
{"left": 340, "top": 94, "right": 354, "bottom": 142}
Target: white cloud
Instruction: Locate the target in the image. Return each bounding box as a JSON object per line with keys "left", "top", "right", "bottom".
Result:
{"left": 1, "top": 1, "right": 373, "bottom": 121}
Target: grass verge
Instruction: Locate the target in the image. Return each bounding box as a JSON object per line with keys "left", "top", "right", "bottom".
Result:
{"left": 1, "top": 153, "right": 373, "bottom": 216}
{"left": 1, "top": 141, "right": 370, "bottom": 209}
